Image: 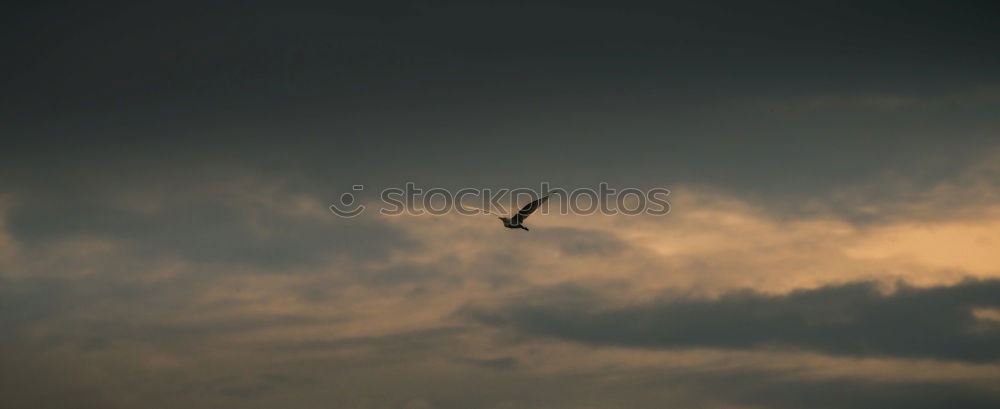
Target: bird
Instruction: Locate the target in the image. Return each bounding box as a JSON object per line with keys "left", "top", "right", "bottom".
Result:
{"left": 460, "top": 196, "right": 550, "bottom": 231}
{"left": 497, "top": 196, "right": 549, "bottom": 231}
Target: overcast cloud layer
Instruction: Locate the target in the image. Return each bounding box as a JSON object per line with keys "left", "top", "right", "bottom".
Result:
{"left": 3, "top": 1, "right": 1000, "bottom": 408}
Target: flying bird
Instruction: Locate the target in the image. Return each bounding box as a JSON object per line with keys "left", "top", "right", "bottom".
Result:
{"left": 461, "top": 195, "right": 550, "bottom": 231}
{"left": 498, "top": 196, "right": 549, "bottom": 231}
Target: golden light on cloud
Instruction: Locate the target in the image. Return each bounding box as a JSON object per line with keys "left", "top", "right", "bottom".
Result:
{"left": 3, "top": 178, "right": 1000, "bottom": 408}
{"left": 845, "top": 217, "right": 1000, "bottom": 276}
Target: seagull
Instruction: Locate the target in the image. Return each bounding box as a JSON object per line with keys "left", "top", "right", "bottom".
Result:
{"left": 497, "top": 196, "right": 549, "bottom": 231}
{"left": 460, "top": 196, "right": 550, "bottom": 231}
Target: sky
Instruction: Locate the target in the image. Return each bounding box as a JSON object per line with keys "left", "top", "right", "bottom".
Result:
{"left": 2, "top": 1, "right": 1000, "bottom": 408}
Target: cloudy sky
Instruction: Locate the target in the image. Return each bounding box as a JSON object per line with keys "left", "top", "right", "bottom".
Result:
{"left": 3, "top": 1, "right": 1000, "bottom": 408}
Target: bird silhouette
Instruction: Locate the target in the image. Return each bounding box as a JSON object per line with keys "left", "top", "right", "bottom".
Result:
{"left": 462, "top": 195, "right": 550, "bottom": 231}
{"left": 498, "top": 196, "right": 549, "bottom": 231}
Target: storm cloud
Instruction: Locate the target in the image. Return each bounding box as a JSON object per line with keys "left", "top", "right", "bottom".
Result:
{"left": 467, "top": 279, "right": 1000, "bottom": 362}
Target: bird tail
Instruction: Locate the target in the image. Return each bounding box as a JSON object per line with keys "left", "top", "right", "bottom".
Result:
{"left": 520, "top": 226, "right": 529, "bottom": 231}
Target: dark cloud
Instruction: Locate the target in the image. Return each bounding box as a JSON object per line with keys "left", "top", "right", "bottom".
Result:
{"left": 4, "top": 185, "right": 417, "bottom": 268}
{"left": 4, "top": 272, "right": 1000, "bottom": 409}
{"left": 730, "top": 378, "right": 1000, "bottom": 409}
{"left": 465, "top": 279, "right": 1000, "bottom": 362}
{"left": 580, "top": 370, "right": 1000, "bottom": 409}
{"left": 4, "top": 1, "right": 1000, "bottom": 210}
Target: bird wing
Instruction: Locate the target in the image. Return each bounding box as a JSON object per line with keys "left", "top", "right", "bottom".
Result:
{"left": 511, "top": 196, "right": 548, "bottom": 224}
